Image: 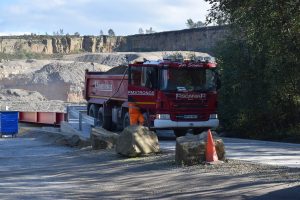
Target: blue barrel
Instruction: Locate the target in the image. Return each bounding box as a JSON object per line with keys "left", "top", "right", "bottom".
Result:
{"left": 0, "top": 111, "right": 19, "bottom": 137}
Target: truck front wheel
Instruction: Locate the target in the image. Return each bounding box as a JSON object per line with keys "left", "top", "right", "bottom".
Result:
{"left": 174, "top": 129, "right": 187, "bottom": 137}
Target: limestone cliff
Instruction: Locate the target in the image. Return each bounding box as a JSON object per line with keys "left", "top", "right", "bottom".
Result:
{"left": 0, "top": 26, "right": 229, "bottom": 55}
{"left": 117, "top": 26, "right": 229, "bottom": 53}
{"left": 0, "top": 35, "right": 121, "bottom": 54}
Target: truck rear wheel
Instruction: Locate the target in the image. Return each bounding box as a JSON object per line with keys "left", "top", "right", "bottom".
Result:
{"left": 98, "top": 107, "right": 112, "bottom": 130}
{"left": 174, "top": 129, "right": 187, "bottom": 137}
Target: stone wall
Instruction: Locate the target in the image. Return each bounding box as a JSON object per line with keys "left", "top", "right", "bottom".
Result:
{"left": 117, "top": 26, "right": 229, "bottom": 53}
{"left": 0, "top": 26, "right": 229, "bottom": 54}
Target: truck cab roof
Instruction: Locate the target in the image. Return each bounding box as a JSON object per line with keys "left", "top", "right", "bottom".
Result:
{"left": 129, "top": 59, "right": 217, "bottom": 69}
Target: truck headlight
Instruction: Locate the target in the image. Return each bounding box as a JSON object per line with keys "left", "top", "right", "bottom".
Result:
{"left": 156, "top": 114, "right": 170, "bottom": 120}
{"left": 209, "top": 114, "right": 218, "bottom": 119}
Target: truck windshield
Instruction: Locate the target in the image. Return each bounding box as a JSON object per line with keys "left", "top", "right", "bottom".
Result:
{"left": 160, "top": 68, "right": 217, "bottom": 92}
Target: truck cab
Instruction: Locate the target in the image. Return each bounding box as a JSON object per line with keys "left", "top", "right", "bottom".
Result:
{"left": 128, "top": 57, "right": 220, "bottom": 137}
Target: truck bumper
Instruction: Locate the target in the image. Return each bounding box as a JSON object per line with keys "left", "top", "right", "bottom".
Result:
{"left": 154, "top": 119, "right": 219, "bottom": 129}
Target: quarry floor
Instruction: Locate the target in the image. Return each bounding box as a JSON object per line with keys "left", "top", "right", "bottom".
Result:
{"left": 0, "top": 131, "right": 300, "bottom": 200}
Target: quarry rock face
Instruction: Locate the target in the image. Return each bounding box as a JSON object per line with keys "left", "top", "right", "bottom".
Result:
{"left": 0, "top": 35, "right": 120, "bottom": 54}
{"left": 0, "top": 26, "right": 228, "bottom": 54}
{"left": 117, "top": 26, "right": 229, "bottom": 53}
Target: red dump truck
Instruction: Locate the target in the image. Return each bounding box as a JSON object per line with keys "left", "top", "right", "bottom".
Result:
{"left": 84, "top": 56, "right": 220, "bottom": 137}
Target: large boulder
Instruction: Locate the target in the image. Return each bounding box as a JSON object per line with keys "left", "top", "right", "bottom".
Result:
{"left": 116, "top": 125, "right": 160, "bottom": 157}
{"left": 175, "top": 132, "right": 225, "bottom": 166}
{"left": 90, "top": 127, "right": 119, "bottom": 150}
{"left": 66, "top": 135, "right": 90, "bottom": 148}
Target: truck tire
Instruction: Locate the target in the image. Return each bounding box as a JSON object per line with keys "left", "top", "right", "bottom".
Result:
{"left": 98, "top": 107, "right": 112, "bottom": 130}
{"left": 174, "top": 129, "right": 187, "bottom": 137}
{"left": 123, "top": 112, "right": 130, "bottom": 129}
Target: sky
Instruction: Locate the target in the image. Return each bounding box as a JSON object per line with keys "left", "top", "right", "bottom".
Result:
{"left": 0, "top": 0, "right": 211, "bottom": 36}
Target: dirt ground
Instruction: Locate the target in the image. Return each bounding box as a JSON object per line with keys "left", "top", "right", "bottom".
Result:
{"left": 0, "top": 130, "right": 299, "bottom": 199}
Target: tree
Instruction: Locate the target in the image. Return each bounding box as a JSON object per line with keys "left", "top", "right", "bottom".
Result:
{"left": 74, "top": 32, "right": 80, "bottom": 36}
{"left": 138, "top": 28, "right": 144, "bottom": 34}
{"left": 186, "top": 18, "right": 205, "bottom": 28}
{"left": 186, "top": 19, "right": 195, "bottom": 28}
{"left": 145, "top": 27, "right": 155, "bottom": 34}
{"left": 205, "top": 0, "right": 300, "bottom": 135}
{"left": 59, "top": 28, "right": 64, "bottom": 35}
{"left": 108, "top": 29, "right": 115, "bottom": 36}
{"left": 99, "top": 30, "right": 103, "bottom": 36}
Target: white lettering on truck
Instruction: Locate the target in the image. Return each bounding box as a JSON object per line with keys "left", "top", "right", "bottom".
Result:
{"left": 128, "top": 91, "right": 155, "bottom": 96}
{"left": 176, "top": 93, "right": 206, "bottom": 100}
{"left": 94, "top": 81, "right": 112, "bottom": 91}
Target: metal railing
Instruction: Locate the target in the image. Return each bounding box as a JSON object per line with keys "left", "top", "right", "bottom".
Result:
{"left": 67, "top": 105, "right": 97, "bottom": 131}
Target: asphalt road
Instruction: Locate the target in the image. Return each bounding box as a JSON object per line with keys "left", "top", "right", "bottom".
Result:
{"left": 67, "top": 109, "right": 300, "bottom": 168}
{"left": 160, "top": 137, "right": 300, "bottom": 168}
{"left": 0, "top": 132, "right": 300, "bottom": 199}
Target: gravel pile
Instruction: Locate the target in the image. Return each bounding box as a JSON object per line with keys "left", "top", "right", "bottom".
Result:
{"left": 0, "top": 100, "right": 66, "bottom": 112}
{"left": 30, "top": 61, "right": 111, "bottom": 85}
{"left": 0, "top": 61, "right": 112, "bottom": 103}
{"left": 0, "top": 59, "right": 52, "bottom": 78}
{"left": 64, "top": 51, "right": 211, "bottom": 65}
{"left": 74, "top": 53, "right": 134, "bottom": 66}
{"left": 0, "top": 89, "right": 46, "bottom": 101}
{"left": 5, "top": 61, "right": 111, "bottom": 86}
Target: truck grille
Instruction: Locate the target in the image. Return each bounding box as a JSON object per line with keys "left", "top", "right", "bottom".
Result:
{"left": 172, "top": 101, "right": 208, "bottom": 109}
{"left": 175, "top": 114, "right": 209, "bottom": 121}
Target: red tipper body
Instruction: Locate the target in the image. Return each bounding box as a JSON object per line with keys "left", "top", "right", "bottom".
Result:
{"left": 84, "top": 59, "right": 219, "bottom": 136}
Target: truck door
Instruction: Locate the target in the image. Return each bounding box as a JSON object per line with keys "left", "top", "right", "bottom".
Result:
{"left": 128, "top": 66, "right": 157, "bottom": 110}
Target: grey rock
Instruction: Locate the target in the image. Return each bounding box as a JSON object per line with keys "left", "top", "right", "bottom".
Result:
{"left": 90, "top": 127, "right": 119, "bottom": 150}
{"left": 175, "top": 134, "right": 226, "bottom": 166}
{"left": 116, "top": 125, "right": 160, "bottom": 157}
{"left": 68, "top": 135, "right": 81, "bottom": 147}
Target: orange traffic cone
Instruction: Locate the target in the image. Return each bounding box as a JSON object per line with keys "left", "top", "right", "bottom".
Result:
{"left": 206, "top": 129, "right": 218, "bottom": 162}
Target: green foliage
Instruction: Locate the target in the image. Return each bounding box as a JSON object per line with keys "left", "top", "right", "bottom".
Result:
{"left": 206, "top": 0, "right": 300, "bottom": 136}
{"left": 74, "top": 32, "right": 80, "bottom": 36}
{"left": 108, "top": 29, "right": 115, "bottom": 36}
{"left": 186, "top": 19, "right": 206, "bottom": 28}
{"left": 145, "top": 27, "right": 155, "bottom": 34}
{"left": 138, "top": 28, "right": 144, "bottom": 34}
